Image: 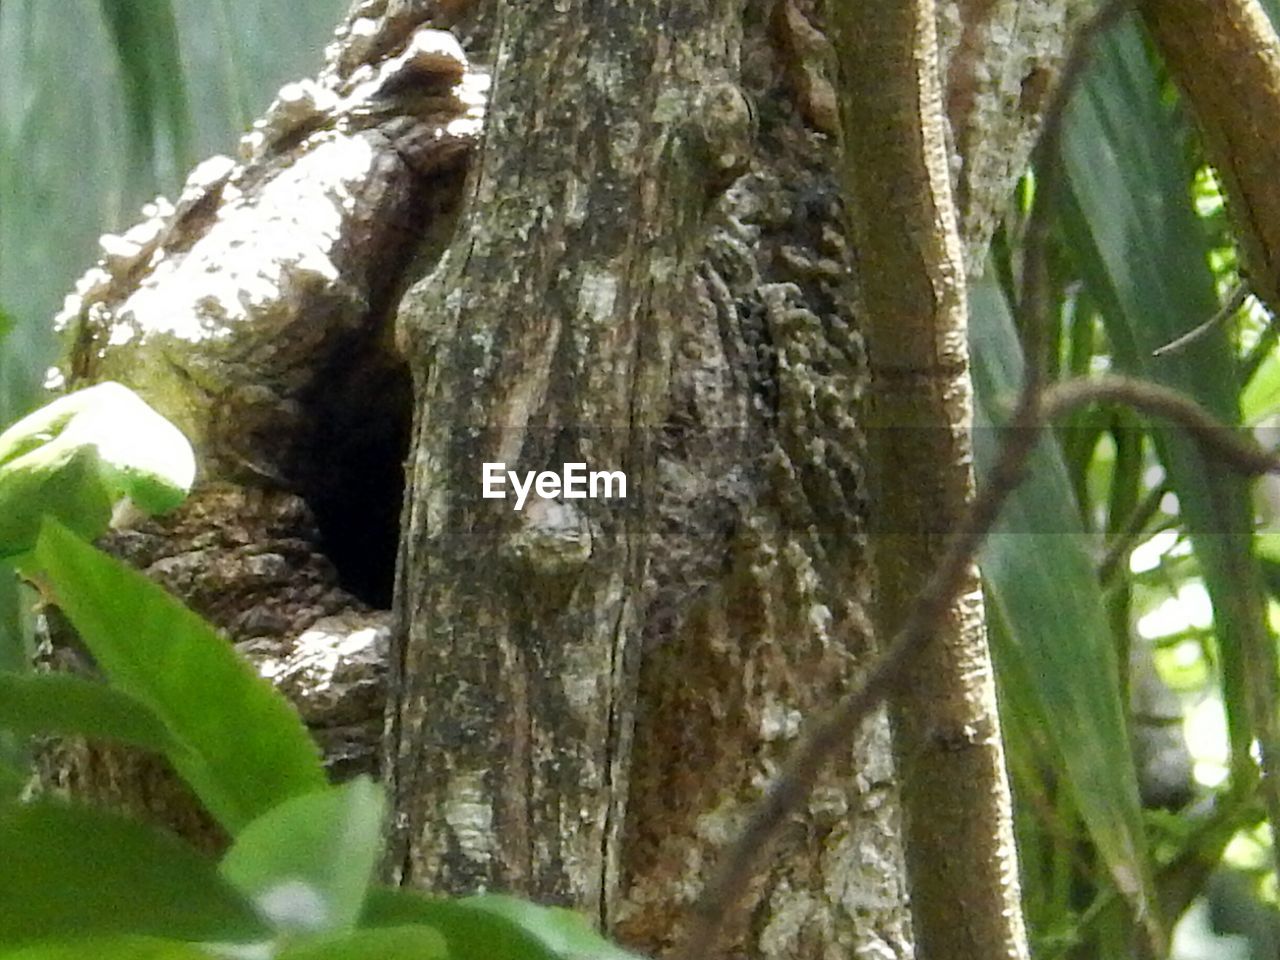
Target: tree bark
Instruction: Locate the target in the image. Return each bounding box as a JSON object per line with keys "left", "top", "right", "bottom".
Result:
{"left": 941, "top": 0, "right": 1086, "bottom": 271}
{"left": 1139, "top": 0, "right": 1280, "bottom": 317}
{"left": 835, "top": 1, "right": 1027, "bottom": 958}
{"left": 385, "top": 2, "right": 913, "bottom": 955}
{"left": 388, "top": 0, "right": 1072, "bottom": 955}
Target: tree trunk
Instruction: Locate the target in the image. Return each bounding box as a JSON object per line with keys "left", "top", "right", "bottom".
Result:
{"left": 41, "top": 0, "right": 1080, "bottom": 956}
{"left": 836, "top": 2, "right": 1027, "bottom": 957}
{"left": 388, "top": 0, "right": 1071, "bottom": 955}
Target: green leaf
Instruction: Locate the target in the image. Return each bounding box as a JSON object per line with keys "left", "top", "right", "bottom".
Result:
{"left": 0, "top": 937, "right": 211, "bottom": 960}
{"left": 360, "top": 891, "right": 559, "bottom": 960}
{"left": 0, "top": 441, "right": 114, "bottom": 563}
{"left": 220, "top": 779, "right": 385, "bottom": 936}
{"left": 0, "top": 670, "right": 183, "bottom": 755}
{"left": 0, "top": 759, "right": 26, "bottom": 802}
{"left": 277, "top": 926, "right": 448, "bottom": 960}
{"left": 458, "top": 896, "right": 643, "bottom": 960}
{"left": 97, "top": 0, "right": 193, "bottom": 186}
{"left": 1241, "top": 347, "right": 1280, "bottom": 424}
{"left": 0, "top": 383, "right": 195, "bottom": 560}
{"left": 361, "top": 889, "right": 641, "bottom": 960}
{"left": 0, "top": 801, "right": 268, "bottom": 947}
{"left": 970, "top": 277, "right": 1157, "bottom": 932}
{"left": 1059, "top": 17, "right": 1271, "bottom": 777}
{"left": 29, "top": 520, "right": 326, "bottom": 833}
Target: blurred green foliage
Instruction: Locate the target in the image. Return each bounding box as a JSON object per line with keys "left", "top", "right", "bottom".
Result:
{"left": 975, "top": 11, "right": 1280, "bottom": 958}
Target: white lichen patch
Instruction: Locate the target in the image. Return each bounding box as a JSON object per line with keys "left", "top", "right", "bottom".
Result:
{"left": 563, "top": 175, "right": 588, "bottom": 228}
{"left": 759, "top": 885, "right": 820, "bottom": 958}
{"left": 824, "top": 830, "right": 907, "bottom": 915}
{"left": 444, "top": 772, "right": 496, "bottom": 864}
{"left": 694, "top": 796, "right": 746, "bottom": 847}
{"left": 759, "top": 696, "right": 802, "bottom": 742}
{"left": 504, "top": 496, "right": 592, "bottom": 569}
{"left": 577, "top": 267, "right": 619, "bottom": 325}
{"left": 560, "top": 643, "right": 605, "bottom": 717}
{"left": 117, "top": 134, "right": 373, "bottom": 344}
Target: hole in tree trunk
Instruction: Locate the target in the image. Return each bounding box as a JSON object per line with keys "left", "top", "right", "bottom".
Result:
{"left": 293, "top": 346, "right": 413, "bottom": 610}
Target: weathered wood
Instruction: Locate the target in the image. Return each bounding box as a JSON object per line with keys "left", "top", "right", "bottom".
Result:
{"left": 942, "top": 0, "right": 1086, "bottom": 271}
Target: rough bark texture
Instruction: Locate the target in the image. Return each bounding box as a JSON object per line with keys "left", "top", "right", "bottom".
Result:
{"left": 940, "top": 0, "right": 1085, "bottom": 272}
{"left": 1140, "top": 0, "right": 1280, "bottom": 318}
{"left": 384, "top": 1, "right": 914, "bottom": 955}
{"left": 836, "top": 2, "right": 1028, "bottom": 958}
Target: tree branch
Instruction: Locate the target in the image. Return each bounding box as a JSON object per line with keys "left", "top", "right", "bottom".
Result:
{"left": 1139, "top": 0, "right": 1280, "bottom": 320}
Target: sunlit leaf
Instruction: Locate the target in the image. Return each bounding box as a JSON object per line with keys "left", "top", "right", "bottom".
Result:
{"left": 0, "top": 383, "right": 196, "bottom": 560}
{"left": 1059, "top": 13, "right": 1270, "bottom": 783}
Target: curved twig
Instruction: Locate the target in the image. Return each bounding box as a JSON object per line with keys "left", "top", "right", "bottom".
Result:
{"left": 1151, "top": 283, "right": 1251, "bottom": 357}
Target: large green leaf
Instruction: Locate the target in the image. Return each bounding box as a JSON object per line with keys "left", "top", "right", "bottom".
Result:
{"left": 361, "top": 891, "right": 558, "bottom": 960}
{"left": 970, "top": 277, "right": 1156, "bottom": 925}
{"left": 0, "top": 938, "right": 210, "bottom": 960}
{"left": 1058, "top": 16, "right": 1271, "bottom": 776}
{"left": 361, "top": 890, "right": 642, "bottom": 960}
{"left": 29, "top": 520, "right": 326, "bottom": 833}
{"left": 220, "top": 779, "right": 385, "bottom": 936}
{"left": 0, "top": 670, "right": 181, "bottom": 754}
{"left": 0, "top": 801, "right": 268, "bottom": 947}
{"left": 277, "top": 927, "right": 448, "bottom": 960}
{"left": 454, "top": 896, "right": 644, "bottom": 960}
{"left": 0, "top": 759, "right": 26, "bottom": 801}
